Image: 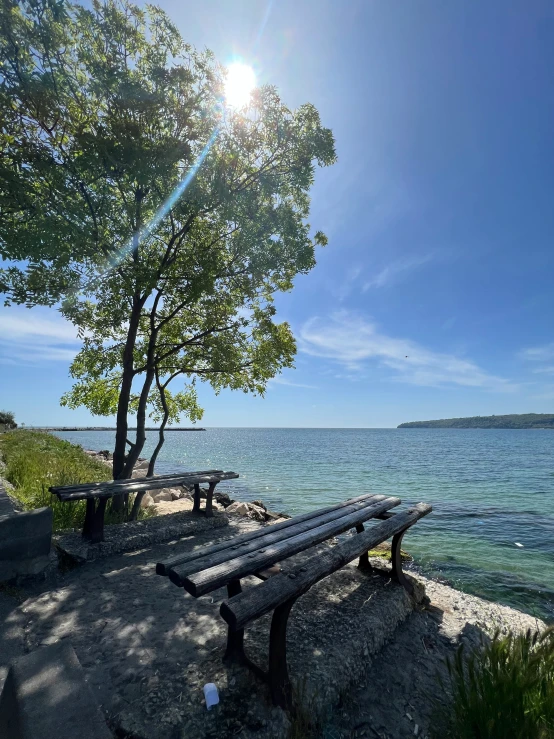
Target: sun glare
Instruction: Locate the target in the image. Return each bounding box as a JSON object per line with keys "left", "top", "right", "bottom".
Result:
{"left": 224, "top": 63, "right": 256, "bottom": 109}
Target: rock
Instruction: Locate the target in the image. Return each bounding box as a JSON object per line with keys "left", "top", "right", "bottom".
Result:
{"left": 264, "top": 510, "right": 282, "bottom": 521}
{"left": 180, "top": 491, "right": 193, "bottom": 500}
{"left": 214, "top": 492, "right": 232, "bottom": 507}
{"left": 247, "top": 504, "right": 266, "bottom": 522}
{"left": 251, "top": 500, "right": 267, "bottom": 511}
{"left": 140, "top": 494, "right": 155, "bottom": 508}
{"left": 170, "top": 490, "right": 181, "bottom": 501}
{"left": 226, "top": 501, "right": 266, "bottom": 522}
{"left": 134, "top": 459, "right": 149, "bottom": 471}
{"left": 152, "top": 489, "right": 173, "bottom": 502}
{"left": 226, "top": 501, "right": 250, "bottom": 516}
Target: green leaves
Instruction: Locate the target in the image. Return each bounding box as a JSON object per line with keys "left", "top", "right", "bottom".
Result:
{"left": 1, "top": 0, "right": 336, "bottom": 459}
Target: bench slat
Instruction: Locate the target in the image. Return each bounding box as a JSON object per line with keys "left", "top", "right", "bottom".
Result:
{"left": 53, "top": 472, "right": 238, "bottom": 501}
{"left": 49, "top": 469, "right": 224, "bottom": 495}
{"left": 156, "top": 492, "right": 379, "bottom": 576}
{"left": 174, "top": 496, "right": 401, "bottom": 596}
{"left": 166, "top": 494, "right": 382, "bottom": 582}
{"left": 221, "top": 503, "right": 432, "bottom": 630}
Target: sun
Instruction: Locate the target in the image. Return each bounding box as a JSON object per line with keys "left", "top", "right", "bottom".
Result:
{"left": 224, "top": 63, "right": 256, "bottom": 109}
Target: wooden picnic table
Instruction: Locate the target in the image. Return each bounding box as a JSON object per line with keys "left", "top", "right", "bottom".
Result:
{"left": 50, "top": 469, "right": 238, "bottom": 544}
{"left": 157, "top": 491, "right": 432, "bottom": 708}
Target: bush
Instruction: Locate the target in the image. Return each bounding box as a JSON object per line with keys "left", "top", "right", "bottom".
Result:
{"left": 0, "top": 430, "right": 111, "bottom": 531}
{"left": 0, "top": 410, "right": 17, "bottom": 430}
{"left": 440, "top": 627, "right": 554, "bottom": 739}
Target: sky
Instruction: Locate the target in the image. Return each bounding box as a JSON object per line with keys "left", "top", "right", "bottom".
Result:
{"left": 1, "top": 0, "right": 554, "bottom": 428}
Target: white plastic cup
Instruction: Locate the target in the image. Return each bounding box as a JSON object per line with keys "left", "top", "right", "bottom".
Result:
{"left": 203, "top": 682, "right": 219, "bottom": 710}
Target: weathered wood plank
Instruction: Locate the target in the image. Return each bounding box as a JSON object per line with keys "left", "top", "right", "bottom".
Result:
{"left": 166, "top": 495, "right": 385, "bottom": 581}
{"left": 50, "top": 469, "right": 224, "bottom": 495}
{"left": 174, "top": 496, "right": 402, "bottom": 596}
{"left": 54, "top": 472, "right": 238, "bottom": 501}
{"left": 220, "top": 503, "right": 432, "bottom": 630}
{"left": 156, "top": 492, "right": 379, "bottom": 576}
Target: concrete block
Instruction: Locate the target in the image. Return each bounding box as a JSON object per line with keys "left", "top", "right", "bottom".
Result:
{"left": 0, "top": 507, "right": 52, "bottom": 583}
{"left": 0, "top": 642, "right": 112, "bottom": 739}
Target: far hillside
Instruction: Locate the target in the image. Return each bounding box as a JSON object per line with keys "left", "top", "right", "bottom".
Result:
{"left": 398, "top": 414, "right": 554, "bottom": 429}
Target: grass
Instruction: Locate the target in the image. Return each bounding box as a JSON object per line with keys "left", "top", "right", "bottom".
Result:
{"left": 438, "top": 627, "right": 554, "bottom": 739}
{"left": 0, "top": 429, "right": 112, "bottom": 532}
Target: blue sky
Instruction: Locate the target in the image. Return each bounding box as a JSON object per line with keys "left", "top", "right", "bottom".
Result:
{"left": 1, "top": 0, "right": 554, "bottom": 427}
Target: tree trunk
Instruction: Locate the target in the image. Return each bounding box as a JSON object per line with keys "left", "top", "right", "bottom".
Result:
{"left": 121, "top": 298, "right": 161, "bottom": 480}
{"left": 123, "top": 366, "right": 155, "bottom": 478}
{"left": 129, "top": 373, "right": 169, "bottom": 521}
{"left": 111, "top": 295, "right": 143, "bottom": 512}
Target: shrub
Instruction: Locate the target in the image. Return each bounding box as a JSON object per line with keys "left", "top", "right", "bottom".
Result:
{"left": 440, "top": 627, "right": 554, "bottom": 739}
{"left": 0, "top": 410, "right": 17, "bottom": 430}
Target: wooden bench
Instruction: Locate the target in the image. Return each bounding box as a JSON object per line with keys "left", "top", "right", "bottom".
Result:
{"left": 157, "top": 492, "right": 431, "bottom": 708}
{"left": 50, "top": 469, "right": 238, "bottom": 544}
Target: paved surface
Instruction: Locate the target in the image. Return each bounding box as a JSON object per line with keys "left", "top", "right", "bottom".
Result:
{"left": 0, "top": 518, "right": 426, "bottom": 739}
{"left": 2, "top": 511, "right": 541, "bottom": 739}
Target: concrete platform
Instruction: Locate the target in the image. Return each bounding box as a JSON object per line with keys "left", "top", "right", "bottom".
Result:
{"left": 0, "top": 518, "right": 426, "bottom": 738}
{"left": 55, "top": 509, "right": 229, "bottom": 563}
{"left": 0, "top": 484, "right": 52, "bottom": 583}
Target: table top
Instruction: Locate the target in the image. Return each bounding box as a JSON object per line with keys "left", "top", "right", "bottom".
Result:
{"left": 158, "top": 492, "right": 401, "bottom": 597}
{"left": 50, "top": 470, "right": 239, "bottom": 501}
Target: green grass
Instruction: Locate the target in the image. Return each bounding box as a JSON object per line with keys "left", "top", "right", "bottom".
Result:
{"left": 0, "top": 429, "right": 112, "bottom": 532}
{"left": 438, "top": 627, "right": 554, "bottom": 739}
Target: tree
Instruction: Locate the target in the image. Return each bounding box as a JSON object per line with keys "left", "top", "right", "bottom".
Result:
{"left": 0, "top": 0, "right": 336, "bottom": 512}
{"left": 0, "top": 410, "right": 17, "bottom": 429}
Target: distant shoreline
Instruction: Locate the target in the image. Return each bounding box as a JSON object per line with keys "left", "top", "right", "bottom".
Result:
{"left": 34, "top": 426, "right": 206, "bottom": 432}
{"left": 398, "top": 413, "right": 554, "bottom": 429}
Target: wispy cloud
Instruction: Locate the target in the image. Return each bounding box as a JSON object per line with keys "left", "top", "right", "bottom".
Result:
{"left": 299, "top": 311, "right": 516, "bottom": 391}
{"left": 362, "top": 253, "right": 435, "bottom": 291}
{"left": 0, "top": 307, "right": 80, "bottom": 364}
{"left": 519, "top": 343, "right": 554, "bottom": 363}
{"left": 268, "top": 376, "right": 317, "bottom": 390}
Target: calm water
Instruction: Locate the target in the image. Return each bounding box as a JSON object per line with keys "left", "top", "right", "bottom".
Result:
{"left": 54, "top": 428, "right": 554, "bottom": 621}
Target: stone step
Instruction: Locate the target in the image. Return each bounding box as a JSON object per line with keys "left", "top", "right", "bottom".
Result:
{"left": 0, "top": 642, "right": 112, "bottom": 739}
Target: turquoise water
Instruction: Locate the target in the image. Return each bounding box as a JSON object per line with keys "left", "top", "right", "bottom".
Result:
{"left": 54, "top": 428, "right": 554, "bottom": 621}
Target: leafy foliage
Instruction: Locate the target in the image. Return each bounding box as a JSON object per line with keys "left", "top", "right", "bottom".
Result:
{"left": 0, "top": 410, "right": 17, "bottom": 429}
{"left": 0, "top": 0, "right": 336, "bottom": 481}
{"left": 398, "top": 414, "right": 554, "bottom": 429}
{"left": 0, "top": 430, "right": 112, "bottom": 530}
{"left": 438, "top": 628, "right": 554, "bottom": 739}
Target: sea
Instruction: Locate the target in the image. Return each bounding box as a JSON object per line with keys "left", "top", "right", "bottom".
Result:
{"left": 54, "top": 427, "right": 554, "bottom": 622}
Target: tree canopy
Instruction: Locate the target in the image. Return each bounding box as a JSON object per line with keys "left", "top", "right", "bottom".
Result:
{"left": 0, "top": 0, "right": 336, "bottom": 499}
{"left": 0, "top": 410, "right": 17, "bottom": 429}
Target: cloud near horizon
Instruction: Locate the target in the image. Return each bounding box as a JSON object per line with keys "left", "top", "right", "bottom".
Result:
{"left": 299, "top": 311, "right": 517, "bottom": 391}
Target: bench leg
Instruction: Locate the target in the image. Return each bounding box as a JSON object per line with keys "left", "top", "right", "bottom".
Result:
{"left": 82, "top": 498, "right": 95, "bottom": 540}
{"left": 89, "top": 498, "right": 107, "bottom": 544}
{"left": 205, "top": 481, "right": 217, "bottom": 517}
{"left": 192, "top": 483, "right": 201, "bottom": 514}
{"left": 355, "top": 523, "right": 371, "bottom": 571}
{"left": 268, "top": 596, "right": 298, "bottom": 709}
{"left": 223, "top": 580, "right": 245, "bottom": 661}
{"left": 223, "top": 581, "right": 266, "bottom": 681}
{"left": 391, "top": 528, "right": 413, "bottom": 595}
